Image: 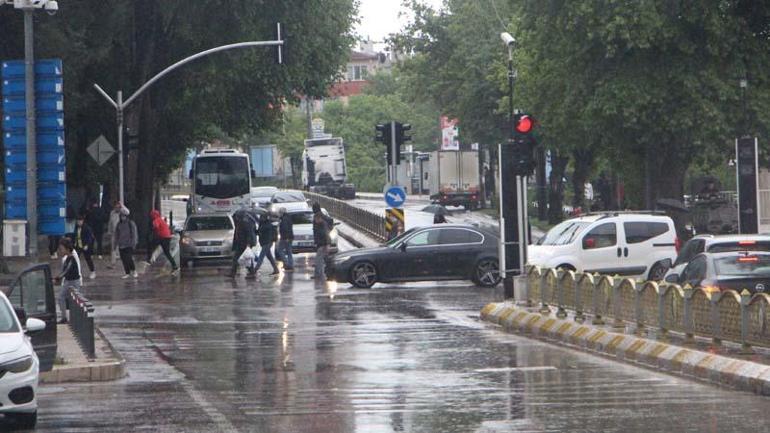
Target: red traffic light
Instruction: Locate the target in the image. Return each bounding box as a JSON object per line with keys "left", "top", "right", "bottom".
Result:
{"left": 515, "top": 114, "right": 534, "bottom": 134}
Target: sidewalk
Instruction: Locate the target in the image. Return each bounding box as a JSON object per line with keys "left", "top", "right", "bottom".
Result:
{"left": 481, "top": 302, "right": 770, "bottom": 396}
{"left": 40, "top": 324, "right": 126, "bottom": 384}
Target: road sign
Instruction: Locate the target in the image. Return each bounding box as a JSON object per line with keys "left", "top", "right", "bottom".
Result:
{"left": 384, "top": 185, "right": 406, "bottom": 208}
{"left": 87, "top": 135, "right": 115, "bottom": 166}
{"left": 311, "top": 118, "right": 325, "bottom": 138}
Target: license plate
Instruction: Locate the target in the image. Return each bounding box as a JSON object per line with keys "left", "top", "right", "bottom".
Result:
{"left": 200, "top": 247, "right": 220, "bottom": 253}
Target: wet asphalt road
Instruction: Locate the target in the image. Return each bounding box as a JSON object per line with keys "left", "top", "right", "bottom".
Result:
{"left": 10, "top": 238, "right": 770, "bottom": 432}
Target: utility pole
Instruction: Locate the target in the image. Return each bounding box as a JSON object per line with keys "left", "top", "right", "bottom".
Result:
{"left": 24, "top": 6, "right": 37, "bottom": 256}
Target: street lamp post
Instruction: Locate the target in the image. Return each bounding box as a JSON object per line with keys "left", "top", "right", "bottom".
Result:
{"left": 93, "top": 25, "right": 283, "bottom": 204}
{"left": 2, "top": 0, "right": 59, "bottom": 257}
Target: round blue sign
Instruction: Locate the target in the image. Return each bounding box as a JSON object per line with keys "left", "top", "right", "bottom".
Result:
{"left": 384, "top": 186, "right": 407, "bottom": 208}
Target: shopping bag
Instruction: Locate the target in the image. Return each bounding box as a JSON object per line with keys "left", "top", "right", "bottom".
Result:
{"left": 238, "top": 247, "right": 256, "bottom": 267}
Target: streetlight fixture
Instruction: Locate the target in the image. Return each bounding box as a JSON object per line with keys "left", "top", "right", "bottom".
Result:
{"left": 1, "top": 0, "right": 58, "bottom": 257}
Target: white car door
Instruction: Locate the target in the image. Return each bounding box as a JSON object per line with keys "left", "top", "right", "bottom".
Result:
{"left": 619, "top": 221, "right": 674, "bottom": 277}
{"left": 578, "top": 221, "right": 622, "bottom": 274}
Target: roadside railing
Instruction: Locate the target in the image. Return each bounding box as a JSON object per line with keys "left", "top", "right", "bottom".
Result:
{"left": 67, "top": 288, "right": 95, "bottom": 359}
{"left": 305, "top": 191, "right": 388, "bottom": 242}
{"left": 526, "top": 266, "right": 770, "bottom": 352}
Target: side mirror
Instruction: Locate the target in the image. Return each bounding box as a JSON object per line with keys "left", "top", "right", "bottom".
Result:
{"left": 334, "top": 222, "right": 341, "bottom": 226}
{"left": 25, "top": 318, "right": 46, "bottom": 333}
{"left": 664, "top": 274, "right": 679, "bottom": 283}
{"left": 582, "top": 238, "right": 596, "bottom": 249}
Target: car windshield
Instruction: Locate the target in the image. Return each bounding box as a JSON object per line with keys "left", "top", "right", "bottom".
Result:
{"left": 386, "top": 228, "right": 417, "bottom": 247}
{"left": 714, "top": 255, "right": 770, "bottom": 277}
{"left": 538, "top": 220, "right": 590, "bottom": 246}
{"left": 272, "top": 192, "right": 306, "bottom": 203}
{"left": 186, "top": 216, "right": 233, "bottom": 231}
{"left": 0, "top": 299, "right": 19, "bottom": 333}
{"left": 194, "top": 156, "right": 250, "bottom": 199}
{"left": 708, "top": 241, "right": 770, "bottom": 254}
{"left": 290, "top": 212, "right": 314, "bottom": 225}
{"left": 252, "top": 187, "right": 278, "bottom": 198}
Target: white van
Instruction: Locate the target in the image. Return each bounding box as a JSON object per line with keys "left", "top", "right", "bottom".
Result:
{"left": 528, "top": 212, "right": 679, "bottom": 280}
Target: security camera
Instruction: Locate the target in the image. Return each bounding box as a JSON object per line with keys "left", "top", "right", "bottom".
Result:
{"left": 500, "top": 32, "right": 515, "bottom": 46}
{"left": 44, "top": 0, "right": 57, "bottom": 14}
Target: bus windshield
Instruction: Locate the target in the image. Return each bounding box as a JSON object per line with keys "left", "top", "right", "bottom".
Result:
{"left": 195, "top": 156, "right": 250, "bottom": 199}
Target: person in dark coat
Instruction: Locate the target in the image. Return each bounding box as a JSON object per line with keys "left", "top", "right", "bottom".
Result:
{"left": 255, "top": 213, "right": 280, "bottom": 275}
{"left": 312, "top": 202, "right": 333, "bottom": 279}
{"left": 433, "top": 213, "right": 447, "bottom": 224}
{"left": 85, "top": 201, "right": 107, "bottom": 259}
{"left": 72, "top": 213, "right": 96, "bottom": 279}
{"left": 277, "top": 208, "right": 294, "bottom": 271}
{"left": 228, "top": 209, "right": 257, "bottom": 278}
{"left": 113, "top": 209, "right": 139, "bottom": 279}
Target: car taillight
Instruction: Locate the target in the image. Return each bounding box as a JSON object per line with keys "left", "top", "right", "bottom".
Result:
{"left": 675, "top": 237, "right": 681, "bottom": 253}
{"left": 738, "top": 256, "right": 759, "bottom": 263}
{"left": 739, "top": 240, "right": 757, "bottom": 246}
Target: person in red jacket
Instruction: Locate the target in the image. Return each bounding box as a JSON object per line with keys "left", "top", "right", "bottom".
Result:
{"left": 147, "top": 210, "right": 179, "bottom": 274}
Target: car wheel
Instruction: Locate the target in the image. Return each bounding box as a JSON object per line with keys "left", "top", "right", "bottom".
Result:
{"left": 474, "top": 258, "right": 501, "bottom": 287}
{"left": 648, "top": 262, "right": 668, "bottom": 282}
{"left": 7, "top": 411, "right": 37, "bottom": 429}
{"left": 349, "top": 262, "right": 377, "bottom": 288}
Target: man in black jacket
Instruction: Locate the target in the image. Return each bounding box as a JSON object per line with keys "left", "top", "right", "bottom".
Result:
{"left": 255, "top": 213, "right": 280, "bottom": 275}
{"left": 312, "top": 202, "right": 333, "bottom": 279}
{"left": 277, "top": 208, "right": 294, "bottom": 271}
{"left": 229, "top": 210, "right": 257, "bottom": 278}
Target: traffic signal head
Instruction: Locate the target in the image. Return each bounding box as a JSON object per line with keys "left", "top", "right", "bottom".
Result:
{"left": 514, "top": 114, "right": 534, "bottom": 134}
{"left": 375, "top": 123, "right": 390, "bottom": 144}
{"left": 397, "top": 123, "right": 412, "bottom": 144}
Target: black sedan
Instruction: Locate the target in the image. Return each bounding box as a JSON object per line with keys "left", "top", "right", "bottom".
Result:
{"left": 665, "top": 251, "right": 770, "bottom": 294}
{"left": 326, "top": 224, "right": 501, "bottom": 288}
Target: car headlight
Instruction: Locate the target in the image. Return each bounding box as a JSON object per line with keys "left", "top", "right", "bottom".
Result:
{"left": 181, "top": 237, "right": 193, "bottom": 246}
{"left": 329, "top": 229, "right": 338, "bottom": 243}
{"left": 1, "top": 356, "right": 33, "bottom": 374}
{"left": 335, "top": 255, "right": 351, "bottom": 264}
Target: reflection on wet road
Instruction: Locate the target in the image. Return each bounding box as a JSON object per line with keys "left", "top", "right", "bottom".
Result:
{"left": 24, "top": 239, "right": 770, "bottom": 432}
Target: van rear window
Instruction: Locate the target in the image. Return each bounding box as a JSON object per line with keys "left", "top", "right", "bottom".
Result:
{"left": 623, "top": 222, "right": 669, "bottom": 244}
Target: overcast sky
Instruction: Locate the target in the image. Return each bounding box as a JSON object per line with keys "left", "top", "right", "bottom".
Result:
{"left": 356, "top": 0, "right": 444, "bottom": 42}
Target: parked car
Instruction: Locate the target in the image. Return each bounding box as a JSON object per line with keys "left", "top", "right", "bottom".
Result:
{"left": 664, "top": 235, "right": 770, "bottom": 280}
{"left": 528, "top": 212, "right": 679, "bottom": 280}
{"left": 250, "top": 186, "right": 279, "bottom": 209}
{"left": 282, "top": 208, "right": 339, "bottom": 254}
{"left": 269, "top": 191, "right": 308, "bottom": 214}
{"left": 0, "top": 290, "right": 46, "bottom": 429}
{"left": 665, "top": 251, "right": 770, "bottom": 294}
{"left": 180, "top": 213, "right": 236, "bottom": 267}
{"left": 326, "top": 224, "right": 500, "bottom": 288}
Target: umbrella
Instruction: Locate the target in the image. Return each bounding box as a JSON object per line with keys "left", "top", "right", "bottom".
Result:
{"left": 421, "top": 204, "right": 448, "bottom": 215}
{"left": 656, "top": 198, "right": 689, "bottom": 213}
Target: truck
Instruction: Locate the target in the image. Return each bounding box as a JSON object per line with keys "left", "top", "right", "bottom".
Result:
{"left": 301, "top": 137, "right": 356, "bottom": 200}
{"left": 425, "top": 150, "right": 481, "bottom": 209}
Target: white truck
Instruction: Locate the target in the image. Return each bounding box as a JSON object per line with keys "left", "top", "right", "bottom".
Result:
{"left": 426, "top": 150, "right": 481, "bottom": 209}
{"left": 301, "top": 137, "right": 356, "bottom": 200}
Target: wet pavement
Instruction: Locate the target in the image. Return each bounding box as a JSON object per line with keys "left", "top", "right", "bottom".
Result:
{"left": 9, "top": 237, "right": 770, "bottom": 432}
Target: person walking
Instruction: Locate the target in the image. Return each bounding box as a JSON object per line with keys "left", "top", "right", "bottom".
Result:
{"left": 146, "top": 210, "right": 179, "bottom": 275}
{"left": 433, "top": 212, "right": 447, "bottom": 224}
{"left": 72, "top": 214, "right": 97, "bottom": 279}
{"left": 255, "top": 213, "right": 280, "bottom": 276}
{"left": 107, "top": 201, "right": 129, "bottom": 269}
{"left": 48, "top": 235, "right": 60, "bottom": 260}
{"left": 85, "top": 201, "right": 107, "bottom": 259}
{"left": 228, "top": 209, "right": 257, "bottom": 278}
{"left": 277, "top": 208, "right": 295, "bottom": 272}
{"left": 113, "top": 208, "right": 138, "bottom": 279}
{"left": 53, "top": 238, "right": 81, "bottom": 324}
{"left": 312, "top": 203, "right": 333, "bottom": 279}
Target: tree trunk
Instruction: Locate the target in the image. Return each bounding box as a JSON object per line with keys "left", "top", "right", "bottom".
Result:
{"left": 548, "top": 152, "right": 569, "bottom": 224}
{"left": 571, "top": 148, "right": 593, "bottom": 211}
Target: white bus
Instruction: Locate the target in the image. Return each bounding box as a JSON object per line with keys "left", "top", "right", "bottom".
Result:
{"left": 189, "top": 149, "right": 253, "bottom": 215}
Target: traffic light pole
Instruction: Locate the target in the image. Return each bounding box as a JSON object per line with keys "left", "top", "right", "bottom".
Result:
{"left": 390, "top": 121, "right": 398, "bottom": 186}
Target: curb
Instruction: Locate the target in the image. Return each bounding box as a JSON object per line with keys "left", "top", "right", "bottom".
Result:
{"left": 40, "top": 326, "right": 126, "bottom": 384}
{"left": 481, "top": 303, "right": 770, "bottom": 396}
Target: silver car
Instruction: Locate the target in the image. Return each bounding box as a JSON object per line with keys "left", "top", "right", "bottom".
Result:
{"left": 282, "top": 209, "right": 339, "bottom": 254}
{"left": 251, "top": 186, "right": 279, "bottom": 209}
{"left": 180, "top": 213, "right": 235, "bottom": 266}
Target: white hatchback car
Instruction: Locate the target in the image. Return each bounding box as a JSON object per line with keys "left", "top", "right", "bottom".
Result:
{"left": 528, "top": 213, "right": 679, "bottom": 280}
{"left": 0, "top": 291, "right": 46, "bottom": 429}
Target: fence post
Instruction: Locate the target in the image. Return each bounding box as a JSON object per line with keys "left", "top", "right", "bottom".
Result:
{"left": 539, "top": 271, "right": 551, "bottom": 315}
{"left": 574, "top": 274, "right": 585, "bottom": 323}
{"left": 612, "top": 279, "right": 625, "bottom": 329}
{"left": 711, "top": 292, "right": 722, "bottom": 346}
{"left": 683, "top": 286, "right": 695, "bottom": 343}
{"left": 634, "top": 282, "right": 645, "bottom": 335}
{"left": 657, "top": 285, "right": 668, "bottom": 340}
{"left": 556, "top": 271, "right": 567, "bottom": 319}
{"left": 592, "top": 274, "right": 605, "bottom": 326}
{"left": 740, "top": 289, "right": 753, "bottom": 354}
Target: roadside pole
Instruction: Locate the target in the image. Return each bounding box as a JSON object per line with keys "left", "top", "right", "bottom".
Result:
{"left": 24, "top": 7, "right": 38, "bottom": 256}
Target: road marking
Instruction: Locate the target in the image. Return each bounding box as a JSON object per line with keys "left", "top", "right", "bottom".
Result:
{"left": 474, "top": 366, "right": 557, "bottom": 373}
{"left": 181, "top": 381, "right": 239, "bottom": 433}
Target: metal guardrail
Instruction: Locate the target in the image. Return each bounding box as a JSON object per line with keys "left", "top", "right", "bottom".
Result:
{"left": 67, "top": 288, "right": 95, "bottom": 359}
{"left": 527, "top": 266, "right": 770, "bottom": 352}
{"left": 305, "top": 191, "right": 388, "bottom": 242}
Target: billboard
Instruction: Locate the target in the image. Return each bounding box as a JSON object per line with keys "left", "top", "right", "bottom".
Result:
{"left": 440, "top": 116, "right": 459, "bottom": 151}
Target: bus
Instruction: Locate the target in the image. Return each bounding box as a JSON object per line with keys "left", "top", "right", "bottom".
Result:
{"left": 189, "top": 149, "right": 253, "bottom": 215}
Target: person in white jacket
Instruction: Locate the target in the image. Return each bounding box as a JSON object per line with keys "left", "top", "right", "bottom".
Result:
{"left": 107, "top": 201, "right": 129, "bottom": 268}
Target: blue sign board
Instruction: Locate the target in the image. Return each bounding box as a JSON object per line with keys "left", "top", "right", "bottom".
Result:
{"left": 384, "top": 186, "right": 406, "bottom": 208}
{"left": 2, "top": 59, "right": 66, "bottom": 234}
